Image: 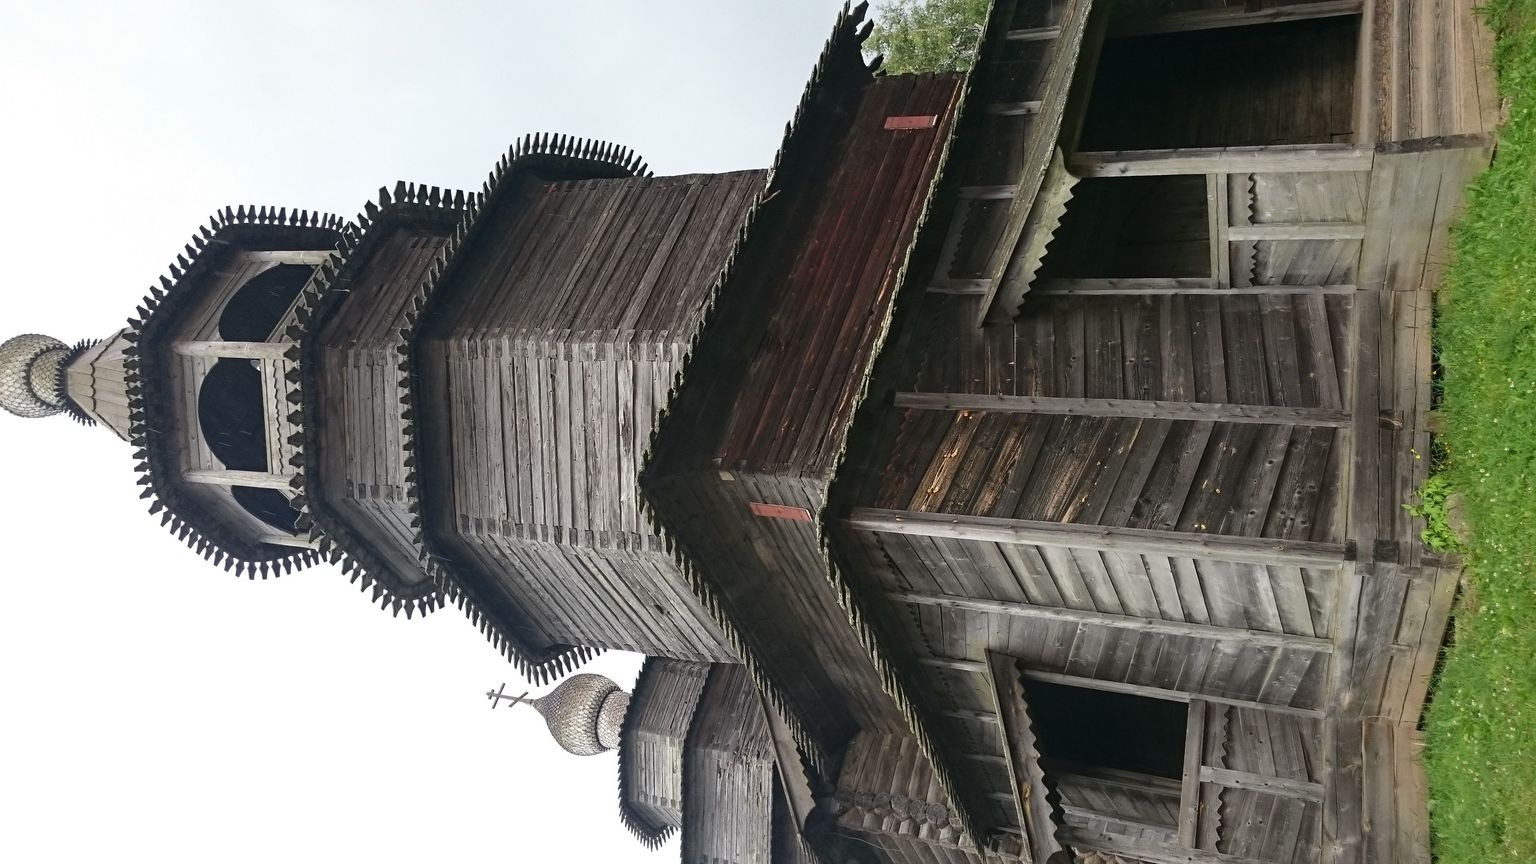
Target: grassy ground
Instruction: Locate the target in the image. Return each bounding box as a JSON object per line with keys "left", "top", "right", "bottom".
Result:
{"left": 1423, "top": 1, "right": 1536, "bottom": 861}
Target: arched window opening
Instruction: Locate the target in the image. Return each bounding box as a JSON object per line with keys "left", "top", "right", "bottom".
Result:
{"left": 198, "top": 359, "right": 267, "bottom": 472}
{"left": 233, "top": 486, "right": 301, "bottom": 535}
{"left": 218, "top": 263, "right": 313, "bottom": 343}
{"left": 197, "top": 358, "right": 301, "bottom": 535}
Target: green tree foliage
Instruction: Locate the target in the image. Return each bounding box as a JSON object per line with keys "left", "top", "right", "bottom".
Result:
{"left": 867, "top": 0, "right": 990, "bottom": 73}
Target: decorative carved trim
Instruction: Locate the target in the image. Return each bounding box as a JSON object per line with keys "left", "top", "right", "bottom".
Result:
{"left": 120, "top": 206, "right": 343, "bottom": 579}
{"left": 286, "top": 182, "right": 471, "bottom": 619}
{"left": 394, "top": 132, "right": 647, "bottom": 683}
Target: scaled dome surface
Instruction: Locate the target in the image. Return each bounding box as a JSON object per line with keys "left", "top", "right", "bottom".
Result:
{"left": 526, "top": 673, "right": 632, "bottom": 757}
{"left": 0, "top": 334, "right": 69, "bottom": 418}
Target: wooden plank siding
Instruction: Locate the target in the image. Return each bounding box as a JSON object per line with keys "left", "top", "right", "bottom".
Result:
{"left": 681, "top": 664, "right": 777, "bottom": 864}
{"left": 65, "top": 329, "right": 135, "bottom": 441}
{"left": 313, "top": 219, "right": 460, "bottom": 602}
{"left": 618, "top": 658, "right": 711, "bottom": 845}
{"left": 1359, "top": 0, "right": 1500, "bottom": 144}
{"left": 858, "top": 290, "right": 1354, "bottom": 543}
{"left": 643, "top": 65, "right": 967, "bottom": 784}
{"left": 414, "top": 170, "right": 761, "bottom": 661}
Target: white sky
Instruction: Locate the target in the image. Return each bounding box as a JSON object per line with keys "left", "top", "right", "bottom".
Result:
{"left": 0, "top": 1, "right": 848, "bottom": 860}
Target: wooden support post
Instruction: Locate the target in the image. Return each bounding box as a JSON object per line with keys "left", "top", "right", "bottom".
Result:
{"left": 183, "top": 469, "right": 294, "bottom": 489}
{"left": 172, "top": 340, "right": 290, "bottom": 360}
{"left": 983, "top": 653, "right": 1030, "bottom": 840}
{"left": 889, "top": 591, "right": 1334, "bottom": 653}
{"left": 893, "top": 392, "right": 1353, "bottom": 427}
{"left": 1178, "top": 700, "right": 1208, "bottom": 847}
{"left": 1200, "top": 766, "right": 1327, "bottom": 803}
{"left": 1069, "top": 145, "right": 1374, "bottom": 178}
{"left": 1209, "top": 173, "right": 1232, "bottom": 288}
{"left": 847, "top": 508, "right": 1351, "bottom": 568}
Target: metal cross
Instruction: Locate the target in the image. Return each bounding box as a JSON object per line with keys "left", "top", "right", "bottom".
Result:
{"left": 485, "top": 683, "right": 531, "bottom": 709}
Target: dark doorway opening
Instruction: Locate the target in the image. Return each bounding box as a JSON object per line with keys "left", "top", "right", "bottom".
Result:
{"left": 1023, "top": 678, "right": 1187, "bottom": 779}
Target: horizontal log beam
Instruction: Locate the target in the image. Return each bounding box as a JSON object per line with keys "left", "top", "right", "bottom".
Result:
{"left": 1005, "top": 26, "right": 1062, "bottom": 41}
{"left": 888, "top": 591, "right": 1333, "bottom": 652}
{"left": 928, "top": 278, "right": 992, "bottom": 295}
{"left": 1200, "top": 766, "right": 1326, "bottom": 802}
{"left": 172, "top": 340, "right": 290, "bottom": 360}
{"left": 1227, "top": 222, "right": 1366, "bottom": 241}
{"left": 183, "top": 469, "right": 294, "bottom": 490}
{"left": 1058, "top": 828, "right": 1273, "bottom": 864}
{"left": 1069, "top": 144, "right": 1373, "bottom": 177}
{"left": 1034, "top": 278, "right": 1358, "bottom": 295}
{"left": 1019, "top": 668, "right": 1326, "bottom": 719}
{"left": 943, "top": 708, "right": 999, "bottom": 723}
{"left": 849, "top": 508, "right": 1351, "bottom": 567}
{"left": 1060, "top": 803, "right": 1177, "bottom": 836}
{"left": 986, "top": 101, "right": 1042, "bottom": 116}
{"left": 893, "top": 392, "right": 1352, "bottom": 426}
{"left": 1109, "top": 0, "right": 1362, "bottom": 38}
{"left": 918, "top": 656, "right": 987, "bottom": 673}
{"left": 257, "top": 532, "right": 318, "bottom": 549}
{"left": 1041, "top": 759, "right": 1183, "bottom": 795}
{"left": 959, "top": 184, "right": 1019, "bottom": 200}
{"left": 243, "top": 249, "right": 335, "bottom": 264}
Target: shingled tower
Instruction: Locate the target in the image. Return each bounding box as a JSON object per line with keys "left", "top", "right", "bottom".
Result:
{"left": 2, "top": 2, "right": 1500, "bottom": 862}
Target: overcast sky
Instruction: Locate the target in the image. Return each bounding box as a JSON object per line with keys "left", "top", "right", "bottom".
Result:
{"left": 0, "top": 1, "right": 849, "bottom": 860}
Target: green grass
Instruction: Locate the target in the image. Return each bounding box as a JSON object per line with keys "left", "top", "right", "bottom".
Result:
{"left": 1424, "top": 1, "right": 1536, "bottom": 861}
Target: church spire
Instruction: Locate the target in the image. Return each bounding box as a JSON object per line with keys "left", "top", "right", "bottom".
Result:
{"left": 0, "top": 333, "right": 72, "bottom": 419}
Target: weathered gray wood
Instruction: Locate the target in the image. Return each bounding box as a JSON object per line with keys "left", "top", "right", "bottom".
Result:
{"left": 1209, "top": 173, "right": 1232, "bottom": 288}
{"left": 1033, "top": 278, "right": 1359, "bottom": 295}
{"left": 889, "top": 591, "right": 1333, "bottom": 652}
{"left": 1060, "top": 827, "right": 1273, "bottom": 864}
{"left": 894, "top": 392, "right": 1352, "bottom": 426}
{"left": 959, "top": 184, "right": 1021, "bottom": 200}
{"left": 927, "top": 278, "right": 992, "bottom": 295}
{"left": 848, "top": 509, "right": 1350, "bottom": 568}
{"left": 1201, "top": 766, "right": 1326, "bottom": 802}
{"left": 172, "top": 340, "right": 290, "bottom": 359}
{"left": 256, "top": 532, "right": 319, "bottom": 549}
{"left": 1178, "top": 699, "right": 1208, "bottom": 847}
{"left": 1110, "top": 0, "right": 1362, "bottom": 38}
{"left": 1015, "top": 667, "right": 1327, "bottom": 719}
{"left": 242, "top": 249, "right": 335, "bottom": 264}
{"left": 1005, "top": 25, "right": 1062, "bottom": 41}
{"left": 1227, "top": 222, "right": 1367, "bottom": 241}
{"left": 183, "top": 469, "right": 293, "bottom": 489}
{"left": 983, "top": 653, "right": 1034, "bottom": 861}
{"left": 987, "top": 101, "right": 1043, "bottom": 116}
{"left": 1069, "top": 145, "right": 1373, "bottom": 178}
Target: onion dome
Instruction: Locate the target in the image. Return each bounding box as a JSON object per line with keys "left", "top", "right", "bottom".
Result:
{"left": 0, "top": 334, "right": 70, "bottom": 418}
{"left": 502, "top": 673, "right": 632, "bottom": 756}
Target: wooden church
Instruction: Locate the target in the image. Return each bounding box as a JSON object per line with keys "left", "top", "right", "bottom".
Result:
{"left": 0, "top": 1, "right": 1498, "bottom": 862}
